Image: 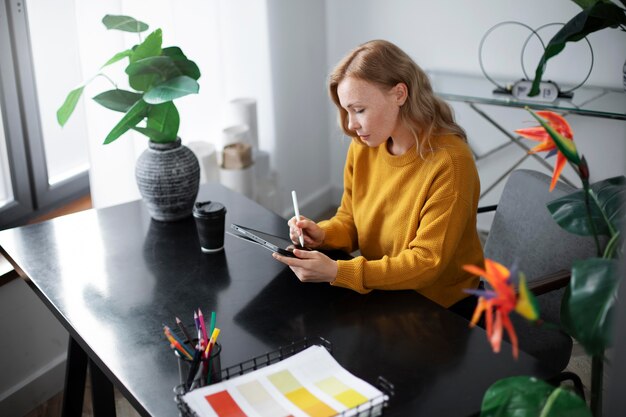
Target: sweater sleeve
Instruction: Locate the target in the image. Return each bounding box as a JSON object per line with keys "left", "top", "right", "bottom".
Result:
{"left": 333, "top": 193, "right": 474, "bottom": 293}
{"left": 331, "top": 158, "right": 478, "bottom": 294}
{"left": 318, "top": 144, "right": 358, "bottom": 253}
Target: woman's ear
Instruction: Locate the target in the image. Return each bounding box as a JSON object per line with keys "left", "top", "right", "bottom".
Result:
{"left": 394, "top": 83, "right": 408, "bottom": 106}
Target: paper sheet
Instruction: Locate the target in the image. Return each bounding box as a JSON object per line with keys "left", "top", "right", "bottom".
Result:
{"left": 181, "top": 345, "right": 386, "bottom": 417}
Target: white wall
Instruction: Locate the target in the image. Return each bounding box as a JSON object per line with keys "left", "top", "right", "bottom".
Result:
{"left": 266, "top": 0, "right": 332, "bottom": 216}
{"left": 0, "top": 279, "right": 67, "bottom": 417}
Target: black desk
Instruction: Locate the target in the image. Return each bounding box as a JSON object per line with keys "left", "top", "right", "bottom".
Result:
{"left": 0, "top": 183, "right": 555, "bottom": 416}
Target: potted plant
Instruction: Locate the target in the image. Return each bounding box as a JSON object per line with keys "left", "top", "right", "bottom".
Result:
{"left": 465, "top": 108, "right": 624, "bottom": 416}
{"left": 57, "top": 15, "right": 201, "bottom": 221}
{"left": 529, "top": 0, "right": 626, "bottom": 96}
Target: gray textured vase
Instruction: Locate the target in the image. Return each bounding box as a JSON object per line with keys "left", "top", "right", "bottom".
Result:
{"left": 135, "top": 138, "right": 200, "bottom": 222}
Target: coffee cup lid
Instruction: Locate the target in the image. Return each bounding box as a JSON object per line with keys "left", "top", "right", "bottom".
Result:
{"left": 193, "top": 201, "right": 226, "bottom": 219}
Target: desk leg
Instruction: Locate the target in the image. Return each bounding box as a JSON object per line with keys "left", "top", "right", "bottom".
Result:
{"left": 89, "top": 358, "right": 117, "bottom": 417}
{"left": 61, "top": 336, "right": 87, "bottom": 417}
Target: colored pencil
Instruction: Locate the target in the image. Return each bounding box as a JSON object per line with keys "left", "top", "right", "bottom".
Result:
{"left": 176, "top": 316, "right": 194, "bottom": 346}
{"left": 204, "top": 328, "right": 221, "bottom": 357}
{"left": 209, "top": 311, "right": 216, "bottom": 339}
{"left": 170, "top": 343, "right": 192, "bottom": 360}
{"left": 165, "top": 333, "right": 191, "bottom": 359}
{"left": 166, "top": 336, "right": 193, "bottom": 360}
{"left": 205, "top": 328, "right": 221, "bottom": 384}
{"left": 207, "top": 311, "right": 216, "bottom": 360}
{"left": 193, "top": 311, "right": 200, "bottom": 335}
{"left": 186, "top": 347, "right": 202, "bottom": 389}
{"left": 198, "top": 309, "right": 209, "bottom": 347}
{"left": 164, "top": 325, "right": 193, "bottom": 358}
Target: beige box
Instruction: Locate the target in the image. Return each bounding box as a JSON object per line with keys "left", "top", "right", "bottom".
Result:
{"left": 221, "top": 143, "right": 253, "bottom": 169}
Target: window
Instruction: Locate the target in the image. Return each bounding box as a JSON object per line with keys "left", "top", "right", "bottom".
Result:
{"left": 0, "top": 101, "right": 13, "bottom": 207}
{"left": 0, "top": 0, "right": 89, "bottom": 229}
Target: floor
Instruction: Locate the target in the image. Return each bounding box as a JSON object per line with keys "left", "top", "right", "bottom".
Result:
{"left": 23, "top": 369, "right": 140, "bottom": 417}
{"left": 565, "top": 342, "right": 612, "bottom": 408}
{"left": 566, "top": 341, "right": 593, "bottom": 400}
{"left": 21, "top": 203, "right": 599, "bottom": 416}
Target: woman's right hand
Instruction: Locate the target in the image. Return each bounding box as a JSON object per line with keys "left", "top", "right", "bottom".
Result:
{"left": 288, "top": 216, "right": 325, "bottom": 249}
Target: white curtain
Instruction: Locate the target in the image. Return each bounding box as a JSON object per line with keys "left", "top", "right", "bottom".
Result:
{"left": 67, "top": 0, "right": 273, "bottom": 208}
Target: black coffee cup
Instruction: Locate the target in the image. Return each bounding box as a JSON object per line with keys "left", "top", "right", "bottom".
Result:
{"left": 192, "top": 201, "right": 227, "bottom": 253}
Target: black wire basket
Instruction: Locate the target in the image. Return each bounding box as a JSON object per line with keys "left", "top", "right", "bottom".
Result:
{"left": 173, "top": 336, "right": 393, "bottom": 417}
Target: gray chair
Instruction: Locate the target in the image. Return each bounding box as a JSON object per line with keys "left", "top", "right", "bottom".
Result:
{"left": 480, "top": 169, "right": 597, "bottom": 383}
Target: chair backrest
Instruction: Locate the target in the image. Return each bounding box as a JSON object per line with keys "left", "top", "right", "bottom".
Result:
{"left": 484, "top": 169, "right": 597, "bottom": 283}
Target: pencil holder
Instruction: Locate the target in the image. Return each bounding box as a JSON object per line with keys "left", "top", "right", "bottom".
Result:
{"left": 176, "top": 342, "right": 222, "bottom": 389}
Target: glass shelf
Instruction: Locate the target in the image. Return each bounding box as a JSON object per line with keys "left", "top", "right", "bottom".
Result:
{"left": 429, "top": 71, "right": 626, "bottom": 120}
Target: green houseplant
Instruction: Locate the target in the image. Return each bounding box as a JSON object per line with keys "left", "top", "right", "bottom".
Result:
{"left": 57, "top": 15, "right": 201, "bottom": 221}
{"left": 465, "top": 108, "right": 624, "bottom": 417}
{"left": 529, "top": 0, "right": 626, "bottom": 96}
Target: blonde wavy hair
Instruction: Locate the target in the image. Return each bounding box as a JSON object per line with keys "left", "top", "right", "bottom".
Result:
{"left": 329, "top": 40, "right": 466, "bottom": 155}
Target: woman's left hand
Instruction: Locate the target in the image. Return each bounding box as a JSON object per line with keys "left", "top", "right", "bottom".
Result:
{"left": 272, "top": 249, "right": 338, "bottom": 283}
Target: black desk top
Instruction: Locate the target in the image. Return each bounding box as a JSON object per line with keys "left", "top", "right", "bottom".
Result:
{"left": 0, "top": 183, "right": 554, "bottom": 416}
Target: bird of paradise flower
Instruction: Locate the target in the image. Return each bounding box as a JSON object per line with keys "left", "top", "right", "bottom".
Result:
{"left": 515, "top": 110, "right": 587, "bottom": 191}
{"left": 463, "top": 259, "right": 539, "bottom": 359}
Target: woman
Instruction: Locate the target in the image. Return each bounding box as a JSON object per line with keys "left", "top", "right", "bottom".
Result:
{"left": 272, "top": 40, "right": 483, "bottom": 312}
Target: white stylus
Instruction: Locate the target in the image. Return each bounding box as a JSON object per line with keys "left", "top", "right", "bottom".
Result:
{"left": 291, "top": 190, "right": 305, "bottom": 247}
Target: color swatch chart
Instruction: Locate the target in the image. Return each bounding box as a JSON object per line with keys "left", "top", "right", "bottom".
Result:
{"left": 180, "top": 345, "right": 386, "bottom": 417}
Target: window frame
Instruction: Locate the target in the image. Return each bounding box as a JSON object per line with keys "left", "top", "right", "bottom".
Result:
{"left": 0, "top": 0, "right": 89, "bottom": 230}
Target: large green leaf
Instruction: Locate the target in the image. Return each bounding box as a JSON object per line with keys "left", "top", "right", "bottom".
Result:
{"left": 143, "top": 76, "right": 199, "bottom": 104}
{"left": 529, "top": 2, "right": 626, "bottom": 96}
{"left": 169, "top": 58, "right": 201, "bottom": 81}
{"left": 129, "top": 29, "right": 162, "bottom": 63}
{"left": 100, "top": 49, "right": 132, "bottom": 68}
{"left": 126, "top": 56, "right": 181, "bottom": 80}
{"left": 92, "top": 89, "right": 142, "bottom": 113}
{"left": 480, "top": 376, "right": 591, "bottom": 417}
{"left": 571, "top": 0, "right": 608, "bottom": 8}
{"left": 145, "top": 102, "right": 179, "bottom": 143}
{"left": 127, "top": 54, "right": 200, "bottom": 86}
{"left": 593, "top": 176, "right": 626, "bottom": 235}
{"left": 57, "top": 86, "right": 85, "bottom": 126}
{"left": 103, "top": 99, "right": 149, "bottom": 144}
{"left": 163, "top": 47, "right": 201, "bottom": 80}
{"left": 561, "top": 258, "right": 620, "bottom": 356}
{"left": 548, "top": 176, "right": 626, "bottom": 237}
{"left": 102, "top": 15, "right": 149, "bottom": 33}
{"left": 162, "top": 46, "right": 187, "bottom": 59}
{"left": 129, "top": 29, "right": 163, "bottom": 91}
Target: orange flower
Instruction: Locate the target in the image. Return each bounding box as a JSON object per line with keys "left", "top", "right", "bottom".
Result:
{"left": 463, "top": 259, "right": 519, "bottom": 359}
{"left": 515, "top": 111, "right": 576, "bottom": 191}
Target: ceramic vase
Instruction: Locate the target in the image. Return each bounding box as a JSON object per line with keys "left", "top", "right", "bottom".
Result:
{"left": 135, "top": 138, "right": 200, "bottom": 222}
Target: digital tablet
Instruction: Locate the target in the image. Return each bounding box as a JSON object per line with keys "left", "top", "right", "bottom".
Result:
{"left": 229, "top": 223, "right": 308, "bottom": 258}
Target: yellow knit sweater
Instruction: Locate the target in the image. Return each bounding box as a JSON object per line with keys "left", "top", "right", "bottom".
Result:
{"left": 319, "top": 134, "right": 484, "bottom": 307}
